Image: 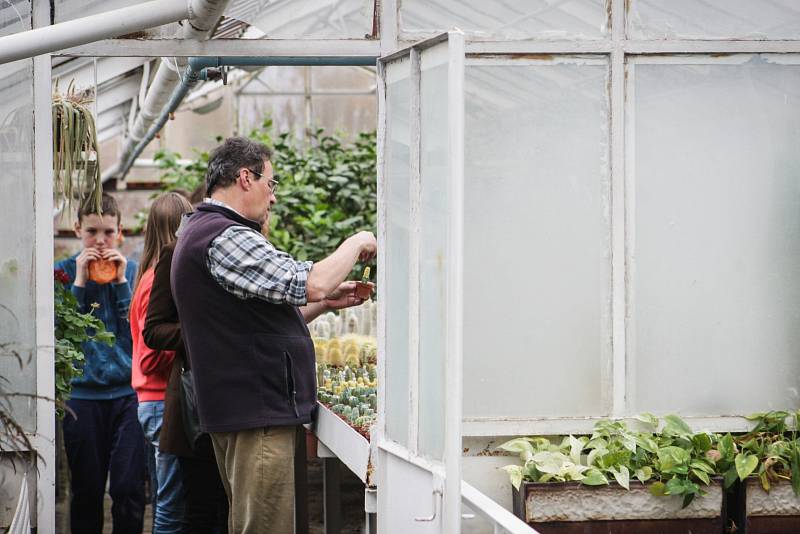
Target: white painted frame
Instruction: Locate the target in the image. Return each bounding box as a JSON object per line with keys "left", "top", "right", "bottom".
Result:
{"left": 376, "top": 31, "right": 465, "bottom": 532}
{"left": 33, "top": 0, "right": 800, "bottom": 439}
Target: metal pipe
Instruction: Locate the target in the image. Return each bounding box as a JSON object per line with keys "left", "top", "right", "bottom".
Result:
{"left": 0, "top": 0, "right": 190, "bottom": 65}
{"left": 119, "top": 66, "right": 201, "bottom": 177}
{"left": 188, "top": 56, "right": 378, "bottom": 69}
{"left": 113, "top": 54, "right": 378, "bottom": 180}
{"left": 112, "top": 0, "right": 230, "bottom": 182}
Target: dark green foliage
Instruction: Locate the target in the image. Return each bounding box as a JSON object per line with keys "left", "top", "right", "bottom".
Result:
{"left": 151, "top": 121, "right": 377, "bottom": 278}
{"left": 54, "top": 269, "right": 114, "bottom": 418}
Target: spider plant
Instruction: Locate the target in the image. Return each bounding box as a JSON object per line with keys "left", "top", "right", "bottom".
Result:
{"left": 52, "top": 80, "right": 101, "bottom": 216}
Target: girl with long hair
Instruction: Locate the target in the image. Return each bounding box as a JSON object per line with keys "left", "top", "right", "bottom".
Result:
{"left": 130, "top": 191, "right": 193, "bottom": 533}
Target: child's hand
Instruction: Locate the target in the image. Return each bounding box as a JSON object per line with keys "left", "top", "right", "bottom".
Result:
{"left": 101, "top": 249, "right": 128, "bottom": 283}
{"left": 74, "top": 247, "right": 102, "bottom": 287}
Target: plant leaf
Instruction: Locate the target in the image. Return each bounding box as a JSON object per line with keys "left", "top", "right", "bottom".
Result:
{"left": 501, "top": 465, "right": 523, "bottom": 490}
{"left": 634, "top": 413, "right": 659, "bottom": 429}
{"left": 581, "top": 468, "right": 609, "bottom": 486}
{"left": 649, "top": 481, "right": 667, "bottom": 497}
{"left": 735, "top": 453, "right": 759, "bottom": 481}
{"left": 609, "top": 465, "right": 630, "bottom": 490}
{"left": 663, "top": 415, "right": 693, "bottom": 438}
{"left": 791, "top": 445, "right": 800, "bottom": 496}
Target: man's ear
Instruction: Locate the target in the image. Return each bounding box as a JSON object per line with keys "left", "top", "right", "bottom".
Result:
{"left": 238, "top": 169, "right": 252, "bottom": 191}
{"left": 73, "top": 220, "right": 82, "bottom": 239}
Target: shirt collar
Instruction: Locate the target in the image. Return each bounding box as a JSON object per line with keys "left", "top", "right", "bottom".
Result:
{"left": 204, "top": 197, "right": 247, "bottom": 219}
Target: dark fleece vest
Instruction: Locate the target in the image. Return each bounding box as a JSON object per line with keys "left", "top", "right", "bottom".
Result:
{"left": 171, "top": 203, "right": 316, "bottom": 432}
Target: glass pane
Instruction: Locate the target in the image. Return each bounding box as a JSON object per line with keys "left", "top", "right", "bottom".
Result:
{"left": 631, "top": 57, "right": 800, "bottom": 415}
{"left": 237, "top": 95, "right": 306, "bottom": 140}
{"left": 313, "top": 95, "right": 377, "bottom": 139}
{"left": 400, "top": 0, "right": 608, "bottom": 41}
{"left": 0, "top": 2, "right": 35, "bottom": 434}
{"left": 628, "top": 0, "right": 800, "bottom": 40}
{"left": 384, "top": 58, "right": 411, "bottom": 446}
{"left": 462, "top": 60, "right": 611, "bottom": 419}
{"left": 418, "top": 47, "right": 449, "bottom": 460}
{"left": 311, "top": 66, "right": 376, "bottom": 93}
{"left": 226, "top": 0, "right": 374, "bottom": 39}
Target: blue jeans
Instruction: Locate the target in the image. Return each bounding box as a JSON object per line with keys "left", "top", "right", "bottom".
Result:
{"left": 139, "top": 400, "right": 186, "bottom": 534}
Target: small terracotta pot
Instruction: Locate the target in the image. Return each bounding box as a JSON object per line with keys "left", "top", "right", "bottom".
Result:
{"left": 355, "top": 282, "right": 372, "bottom": 299}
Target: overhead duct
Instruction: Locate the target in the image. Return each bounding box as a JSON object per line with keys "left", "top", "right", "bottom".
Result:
{"left": 108, "top": 0, "right": 231, "bottom": 182}
{"left": 112, "top": 54, "right": 379, "bottom": 182}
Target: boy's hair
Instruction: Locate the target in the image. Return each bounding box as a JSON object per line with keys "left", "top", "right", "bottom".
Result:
{"left": 77, "top": 193, "right": 121, "bottom": 225}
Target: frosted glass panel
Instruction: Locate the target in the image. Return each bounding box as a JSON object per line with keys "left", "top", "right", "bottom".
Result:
{"left": 0, "top": 3, "right": 35, "bottom": 434}
{"left": 418, "top": 52, "right": 449, "bottom": 460}
{"left": 400, "top": 0, "right": 608, "bottom": 40}
{"left": 628, "top": 0, "right": 800, "bottom": 40}
{"left": 55, "top": 0, "right": 139, "bottom": 22}
{"left": 384, "top": 59, "right": 411, "bottom": 446}
{"left": 462, "top": 60, "right": 611, "bottom": 419}
{"left": 227, "top": 0, "right": 374, "bottom": 39}
{"left": 631, "top": 57, "right": 800, "bottom": 415}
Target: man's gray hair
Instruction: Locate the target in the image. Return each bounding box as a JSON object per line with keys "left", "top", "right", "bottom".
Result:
{"left": 206, "top": 137, "right": 273, "bottom": 195}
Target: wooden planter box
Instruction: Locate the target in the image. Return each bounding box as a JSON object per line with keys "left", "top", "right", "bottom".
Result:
{"left": 745, "top": 478, "right": 800, "bottom": 533}
{"left": 512, "top": 480, "right": 725, "bottom": 534}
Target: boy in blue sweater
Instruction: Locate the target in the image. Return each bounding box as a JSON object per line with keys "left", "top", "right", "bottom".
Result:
{"left": 55, "top": 194, "right": 145, "bottom": 534}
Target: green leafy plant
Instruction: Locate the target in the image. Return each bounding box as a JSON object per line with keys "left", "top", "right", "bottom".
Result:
{"left": 713, "top": 411, "right": 800, "bottom": 495}
{"left": 52, "top": 81, "right": 102, "bottom": 216}
{"left": 148, "top": 120, "right": 377, "bottom": 278}
{"left": 500, "top": 414, "right": 718, "bottom": 508}
{"left": 53, "top": 269, "right": 114, "bottom": 417}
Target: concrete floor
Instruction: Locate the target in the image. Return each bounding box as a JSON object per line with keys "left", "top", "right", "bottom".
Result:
{"left": 56, "top": 456, "right": 367, "bottom": 534}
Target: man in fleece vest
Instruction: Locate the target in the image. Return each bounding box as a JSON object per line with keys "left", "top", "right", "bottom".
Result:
{"left": 171, "top": 136, "right": 377, "bottom": 533}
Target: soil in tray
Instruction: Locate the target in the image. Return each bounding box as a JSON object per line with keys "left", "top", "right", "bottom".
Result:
{"left": 321, "top": 401, "right": 371, "bottom": 440}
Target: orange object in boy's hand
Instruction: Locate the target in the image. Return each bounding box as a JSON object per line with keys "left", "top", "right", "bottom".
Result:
{"left": 88, "top": 259, "right": 118, "bottom": 285}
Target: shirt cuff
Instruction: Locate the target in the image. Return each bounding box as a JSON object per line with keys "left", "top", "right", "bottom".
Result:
{"left": 285, "top": 261, "right": 314, "bottom": 306}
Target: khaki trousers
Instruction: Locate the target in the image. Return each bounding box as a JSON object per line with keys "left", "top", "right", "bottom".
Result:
{"left": 210, "top": 426, "right": 298, "bottom": 534}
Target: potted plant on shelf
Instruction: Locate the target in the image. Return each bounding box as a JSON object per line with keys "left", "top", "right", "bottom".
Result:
{"left": 501, "top": 414, "right": 726, "bottom": 534}
{"left": 720, "top": 411, "right": 800, "bottom": 533}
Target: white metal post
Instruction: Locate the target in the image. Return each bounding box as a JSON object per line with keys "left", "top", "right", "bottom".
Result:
{"left": 443, "top": 30, "right": 465, "bottom": 534}
{"left": 32, "top": 0, "right": 55, "bottom": 530}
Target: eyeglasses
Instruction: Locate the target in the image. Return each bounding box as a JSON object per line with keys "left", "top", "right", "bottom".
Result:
{"left": 247, "top": 168, "right": 279, "bottom": 193}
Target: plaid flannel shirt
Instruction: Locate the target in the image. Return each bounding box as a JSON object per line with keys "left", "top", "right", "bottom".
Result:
{"left": 204, "top": 199, "right": 313, "bottom": 306}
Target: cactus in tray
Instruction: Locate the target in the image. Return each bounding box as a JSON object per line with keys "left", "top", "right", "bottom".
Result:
{"left": 316, "top": 360, "right": 378, "bottom": 435}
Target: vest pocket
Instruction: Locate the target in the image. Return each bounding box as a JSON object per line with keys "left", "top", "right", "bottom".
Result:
{"left": 251, "top": 333, "right": 314, "bottom": 420}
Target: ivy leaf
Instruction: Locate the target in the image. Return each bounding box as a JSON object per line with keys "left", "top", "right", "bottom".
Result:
{"left": 501, "top": 465, "right": 523, "bottom": 490}
{"left": 649, "top": 481, "right": 667, "bottom": 497}
{"left": 609, "top": 465, "right": 630, "bottom": 490}
{"left": 568, "top": 435, "right": 584, "bottom": 464}
{"left": 791, "top": 445, "right": 800, "bottom": 496}
{"left": 663, "top": 415, "right": 693, "bottom": 439}
{"left": 635, "top": 466, "right": 653, "bottom": 483}
{"left": 498, "top": 438, "right": 535, "bottom": 457}
{"left": 692, "top": 468, "right": 711, "bottom": 485}
{"left": 723, "top": 467, "right": 739, "bottom": 490}
{"left": 634, "top": 413, "right": 659, "bottom": 429}
{"left": 735, "top": 453, "right": 759, "bottom": 481}
{"left": 581, "top": 468, "right": 609, "bottom": 486}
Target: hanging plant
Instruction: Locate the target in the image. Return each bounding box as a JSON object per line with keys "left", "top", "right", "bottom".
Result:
{"left": 52, "top": 81, "right": 102, "bottom": 216}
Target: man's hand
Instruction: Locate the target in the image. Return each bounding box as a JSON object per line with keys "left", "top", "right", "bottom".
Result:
{"left": 101, "top": 249, "right": 128, "bottom": 283}
{"left": 74, "top": 247, "right": 102, "bottom": 287}
{"left": 324, "top": 280, "right": 375, "bottom": 310}
{"left": 355, "top": 231, "right": 377, "bottom": 262}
